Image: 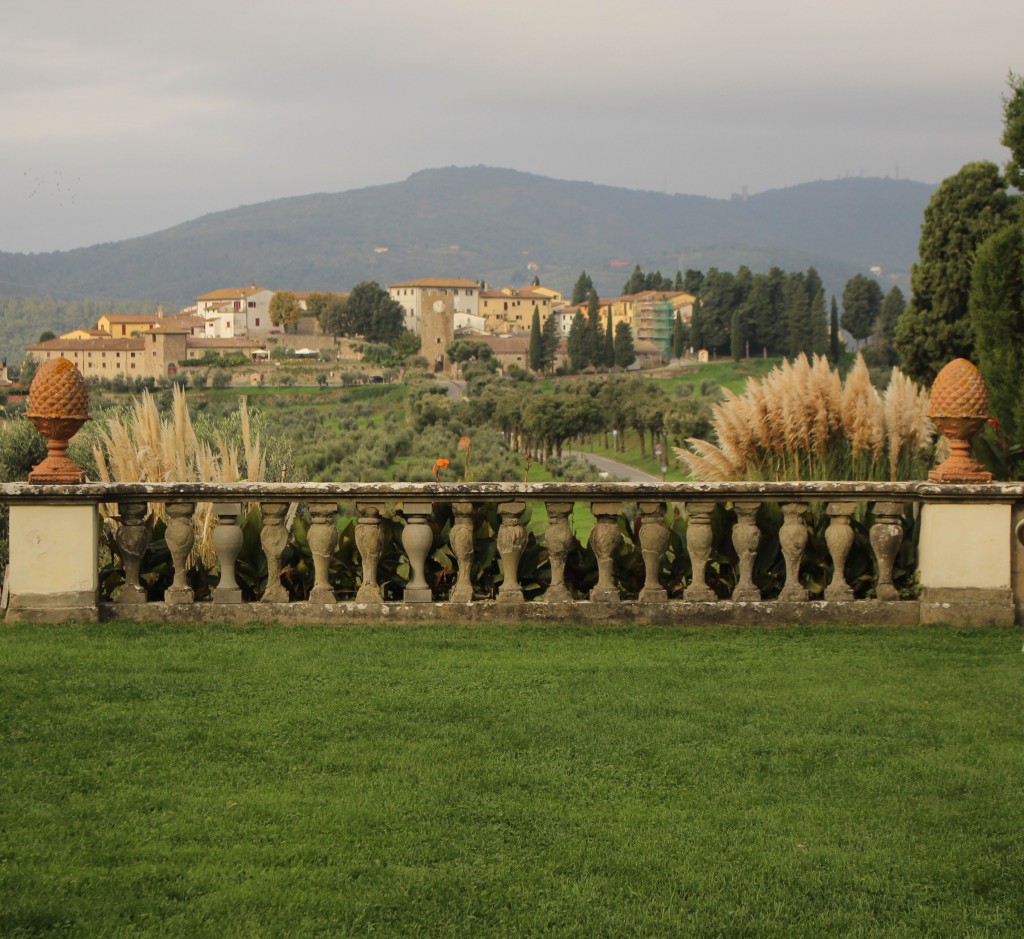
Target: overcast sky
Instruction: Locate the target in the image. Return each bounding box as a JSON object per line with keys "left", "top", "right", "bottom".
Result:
{"left": 2, "top": 0, "right": 1021, "bottom": 253}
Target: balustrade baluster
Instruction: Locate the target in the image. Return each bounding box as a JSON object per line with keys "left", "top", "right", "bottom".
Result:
{"left": 401, "top": 501, "right": 434, "bottom": 602}
{"left": 684, "top": 501, "right": 716, "bottom": 601}
{"left": 731, "top": 500, "right": 761, "bottom": 601}
{"left": 307, "top": 502, "right": 339, "bottom": 603}
{"left": 115, "top": 501, "right": 150, "bottom": 605}
{"left": 825, "top": 502, "right": 856, "bottom": 601}
{"left": 542, "top": 501, "right": 575, "bottom": 603}
{"left": 165, "top": 501, "right": 196, "bottom": 604}
{"left": 870, "top": 501, "right": 905, "bottom": 601}
{"left": 449, "top": 502, "right": 475, "bottom": 603}
{"left": 259, "top": 501, "right": 291, "bottom": 603}
{"left": 496, "top": 501, "right": 527, "bottom": 603}
{"left": 211, "top": 502, "right": 243, "bottom": 603}
{"left": 355, "top": 502, "right": 386, "bottom": 603}
{"left": 589, "top": 501, "right": 622, "bottom": 603}
{"left": 778, "top": 502, "right": 809, "bottom": 601}
{"left": 638, "top": 502, "right": 668, "bottom": 603}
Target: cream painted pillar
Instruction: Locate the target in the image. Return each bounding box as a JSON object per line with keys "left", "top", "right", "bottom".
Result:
{"left": 6, "top": 503, "right": 99, "bottom": 623}
{"left": 918, "top": 502, "right": 1014, "bottom": 626}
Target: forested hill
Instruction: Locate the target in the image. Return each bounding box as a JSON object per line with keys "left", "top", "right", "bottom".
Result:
{"left": 0, "top": 166, "right": 933, "bottom": 310}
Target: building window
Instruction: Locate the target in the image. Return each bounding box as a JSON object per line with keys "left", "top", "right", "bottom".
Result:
{"left": 255, "top": 318, "right": 260, "bottom": 327}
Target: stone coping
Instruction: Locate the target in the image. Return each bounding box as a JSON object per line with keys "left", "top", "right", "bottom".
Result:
{"left": 2, "top": 480, "right": 1023, "bottom": 506}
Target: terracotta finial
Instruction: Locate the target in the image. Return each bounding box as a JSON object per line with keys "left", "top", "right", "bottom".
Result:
{"left": 26, "top": 358, "right": 90, "bottom": 483}
{"left": 927, "top": 358, "right": 992, "bottom": 483}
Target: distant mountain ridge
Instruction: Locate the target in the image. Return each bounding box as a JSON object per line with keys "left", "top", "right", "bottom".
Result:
{"left": 0, "top": 165, "right": 933, "bottom": 311}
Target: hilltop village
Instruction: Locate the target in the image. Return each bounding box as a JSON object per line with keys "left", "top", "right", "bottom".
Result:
{"left": 20, "top": 277, "right": 695, "bottom": 384}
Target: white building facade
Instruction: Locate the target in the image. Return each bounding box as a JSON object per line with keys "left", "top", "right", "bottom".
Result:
{"left": 388, "top": 278, "right": 481, "bottom": 335}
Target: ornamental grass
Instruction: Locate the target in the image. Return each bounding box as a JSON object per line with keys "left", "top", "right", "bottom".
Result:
{"left": 91, "top": 386, "right": 268, "bottom": 564}
{"left": 676, "top": 354, "right": 934, "bottom": 481}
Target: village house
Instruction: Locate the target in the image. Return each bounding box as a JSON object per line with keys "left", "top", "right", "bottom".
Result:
{"left": 478, "top": 286, "right": 558, "bottom": 334}
{"left": 27, "top": 323, "right": 264, "bottom": 381}
{"left": 387, "top": 278, "right": 481, "bottom": 335}
{"left": 195, "top": 285, "right": 275, "bottom": 339}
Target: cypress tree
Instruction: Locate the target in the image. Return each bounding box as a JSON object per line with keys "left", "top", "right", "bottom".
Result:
{"left": 567, "top": 311, "right": 591, "bottom": 372}
{"left": 730, "top": 308, "right": 745, "bottom": 361}
{"left": 528, "top": 305, "right": 543, "bottom": 372}
{"left": 614, "top": 321, "right": 636, "bottom": 368}
{"left": 541, "top": 306, "right": 560, "bottom": 372}
{"left": 586, "top": 289, "right": 604, "bottom": 367}
{"left": 604, "top": 311, "right": 615, "bottom": 368}
{"left": 571, "top": 271, "right": 594, "bottom": 306}
{"left": 810, "top": 287, "right": 828, "bottom": 356}
{"left": 671, "top": 311, "right": 686, "bottom": 359}
{"left": 829, "top": 296, "right": 841, "bottom": 364}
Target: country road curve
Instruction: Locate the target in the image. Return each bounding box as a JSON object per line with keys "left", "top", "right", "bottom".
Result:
{"left": 565, "top": 451, "right": 662, "bottom": 482}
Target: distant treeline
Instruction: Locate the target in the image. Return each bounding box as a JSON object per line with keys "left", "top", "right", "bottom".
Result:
{"left": 0, "top": 294, "right": 154, "bottom": 369}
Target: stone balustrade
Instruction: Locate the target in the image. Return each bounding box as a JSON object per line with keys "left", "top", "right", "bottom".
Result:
{"left": 3, "top": 480, "right": 1023, "bottom": 627}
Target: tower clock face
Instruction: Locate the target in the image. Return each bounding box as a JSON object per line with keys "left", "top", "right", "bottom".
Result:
{"left": 433, "top": 300, "right": 445, "bottom": 313}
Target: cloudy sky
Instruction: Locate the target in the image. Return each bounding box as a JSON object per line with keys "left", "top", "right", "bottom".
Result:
{"left": 2, "top": 0, "right": 1021, "bottom": 253}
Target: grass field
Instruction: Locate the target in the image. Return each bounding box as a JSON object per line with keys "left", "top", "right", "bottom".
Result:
{"left": 2, "top": 623, "right": 1022, "bottom": 937}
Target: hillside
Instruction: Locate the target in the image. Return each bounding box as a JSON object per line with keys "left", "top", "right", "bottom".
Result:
{"left": 0, "top": 167, "right": 933, "bottom": 356}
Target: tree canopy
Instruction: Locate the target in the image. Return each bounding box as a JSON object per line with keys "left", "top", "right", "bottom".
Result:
{"left": 840, "top": 275, "right": 884, "bottom": 346}
{"left": 346, "top": 281, "right": 405, "bottom": 343}
{"left": 269, "top": 291, "right": 302, "bottom": 333}
{"left": 571, "top": 271, "right": 594, "bottom": 306}
{"left": 893, "top": 161, "right": 1017, "bottom": 381}
{"left": 970, "top": 222, "right": 1024, "bottom": 447}
{"left": 1002, "top": 71, "right": 1024, "bottom": 190}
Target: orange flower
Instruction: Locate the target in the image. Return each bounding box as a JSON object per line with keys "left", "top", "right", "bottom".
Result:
{"left": 432, "top": 458, "right": 451, "bottom": 480}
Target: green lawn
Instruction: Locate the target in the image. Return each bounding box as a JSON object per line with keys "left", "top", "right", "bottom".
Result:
{"left": 2, "top": 624, "right": 1022, "bottom": 937}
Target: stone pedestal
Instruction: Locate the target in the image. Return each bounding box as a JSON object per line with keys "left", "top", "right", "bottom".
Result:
{"left": 919, "top": 502, "right": 1014, "bottom": 625}
{"left": 401, "top": 501, "right": 434, "bottom": 603}
{"left": 211, "top": 503, "right": 243, "bottom": 604}
{"left": 6, "top": 504, "right": 99, "bottom": 622}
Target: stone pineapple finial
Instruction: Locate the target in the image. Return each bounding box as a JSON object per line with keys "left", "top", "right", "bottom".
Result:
{"left": 26, "top": 358, "right": 90, "bottom": 483}
{"left": 928, "top": 357, "right": 992, "bottom": 483}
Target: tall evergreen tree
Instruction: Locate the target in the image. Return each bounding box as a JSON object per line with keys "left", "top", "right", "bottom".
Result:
{"left": 804, "top": 268, "right": 824, "bottom": 306}
{"left": 644, "top": 270, "right": 673, "bottom": 290}
{"left": 586, "top": 288, "right": 604, "bottom": 367}
{"left": 893, "top": 161, "right": 1016, "bottom": 381}
{"left": 541, "top": 306, "right": 560, "bottom": 372}
{"left": 1003, "top": 71, "right": 1024, "bottom": 190}
{"left": 671, "top": 311, "right": 686, "bottom": 359}
{"left": 782, "top": 271, "right": 810, "bottom": 358}
{"left": 528, "top": 305, "right": 543, "bottom": 372}
{"left": 692, "top": 268, "right": 735, "bottom": 354}
{"left": 674, "top": 270, "right": 684, "bottom": 291}
{"left": 622, "top": 265, "right": 646, "bottom": 295}
{"left": 971, "top": 220, "right": 1024, "bottom": 446}
{"left": 682, "top": 269, "right": 704, "bottom": 294}
{"left": 730, "top": 308, "right": 746, "bottom": 361}
{"left": 567, "top": 311, "right": 591, "bottom": 372}
{"left": 604, "top": 311, "right": 615, "bottom": 368}
{"left": 829, "top": 296, "right": 842, "bottom": 364}
{"left": 614, "top": 321, "right": 636, "bottom": 368}
{"left": 571, "top": 271, "right": 594, "bottom": 306}
{"left": 809, "top": 287, "right": 828, "bottom": 356}
{"left": 969, "top": 75, "right": 1024, "bottom": 447}
{"left": 874, "top": 286, "right": 906, "bottom": 364}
